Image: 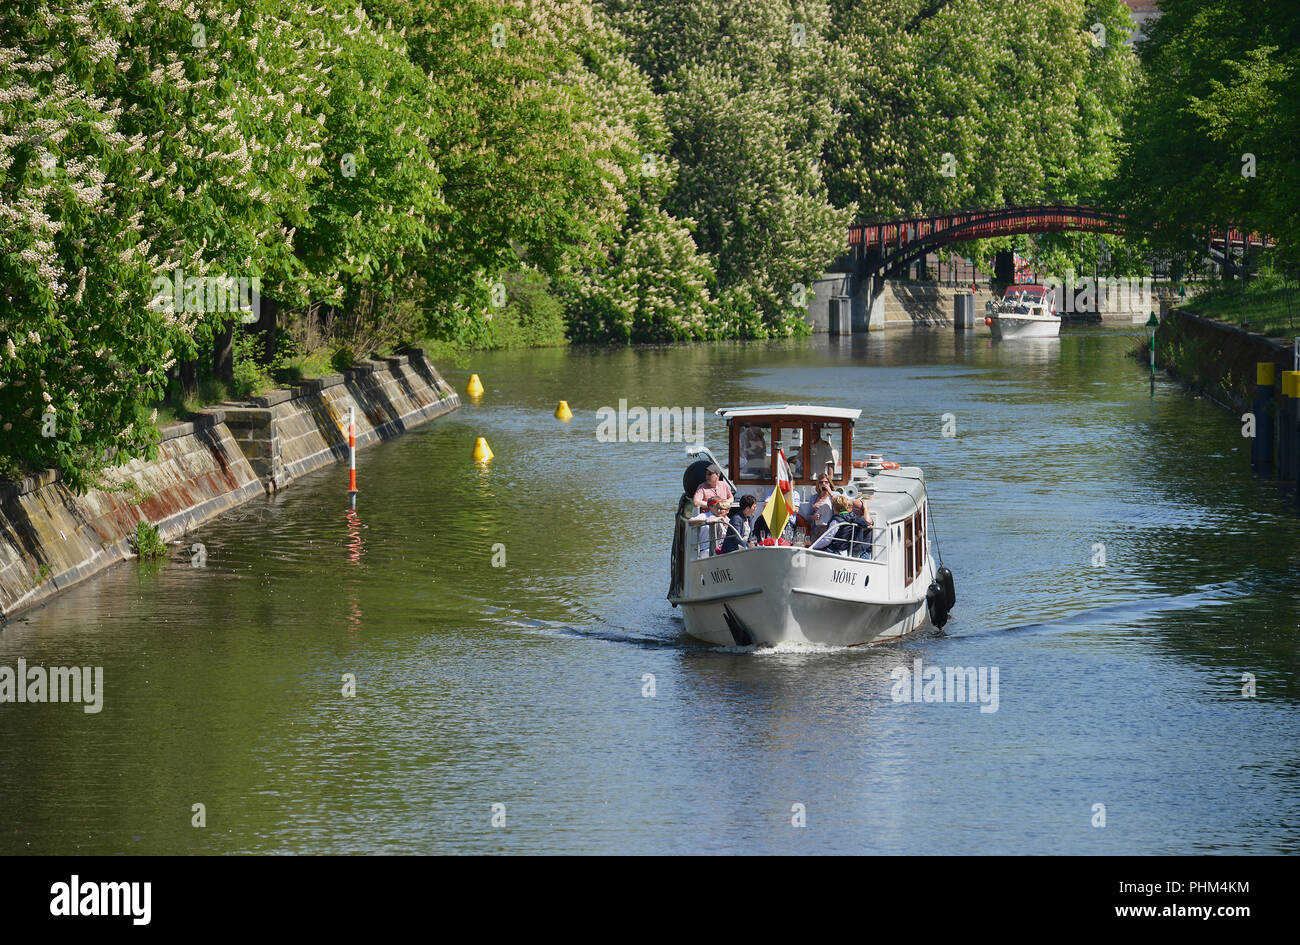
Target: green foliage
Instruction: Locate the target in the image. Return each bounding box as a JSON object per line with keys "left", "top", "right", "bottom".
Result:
{"left": 268, "top": 334, "right": 334, "bottom": 386}
{"left": 603, "top": 0, "right": 852, "bottom": 331}
{"left": 564, "top": 206, "right": 722, "bottom": 342}
{"left": 557, "top": 9, "right": 720, "bottom": 341}
{"left": 1179, "top": 267, "right": 1300, "bottom": 336}
{"left": 231, "top": 330, "right": 267, "bottom": 399}
{"left": 130, "top": 520, "right": 168, "bottom": 560}
{"left": 330, "top": 346, "right": 357, "bottom": 374}
{"left": 1114, "top": 0, "right": 1299, "bottom": 267}
{"left": 487, "top": 272, "right": 568, "bottom": 349}
{"left": 126, "top": 482, "right": 157, "bottom": 507}
{"left": 822, "top": 0, "right": 1144, "bottom": 280}
{"left": 826, "top": 0, "right": 1138, "bottom": 215}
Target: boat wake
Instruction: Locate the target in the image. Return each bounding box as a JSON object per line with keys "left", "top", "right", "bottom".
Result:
{"left": 999, "top": 580, "right": 1246, "bottom": 636}
{"left": 503, "top": 615, "right": 692, "bottom": 651}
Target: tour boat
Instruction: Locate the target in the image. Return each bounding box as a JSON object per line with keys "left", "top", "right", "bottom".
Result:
{"left": 667, "top": 405, "right": 954, "bottom": 647}
{"left": 986, "top": 284, "right": 1061, "bottom": 338}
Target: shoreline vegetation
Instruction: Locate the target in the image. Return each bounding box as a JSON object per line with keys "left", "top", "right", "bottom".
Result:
{"left": 4, "top": 0, "right": 1295, "bottom": 492}
{"left": 1139, "top": 304, "right": 1296, "bottom": 418}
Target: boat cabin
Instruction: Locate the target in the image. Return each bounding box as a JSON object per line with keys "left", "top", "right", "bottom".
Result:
{"left": 716, "top": 405, "right": 861, "bottom": 488}
{"left": 997, "top": 284, "right": 1057, "bottom": 314}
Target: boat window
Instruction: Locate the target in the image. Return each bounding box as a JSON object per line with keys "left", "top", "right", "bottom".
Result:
{"left": 737, "top": 423, "right": 772, "bottom": 479}
{"left": 810, "top": 423, "right": 843, "bottom": 480}
{"left": 914, "top": 509, "right": 924, "bottom": 577}
{"left": 774, "top": 424, "right": 805, "bottom": 480}
{"left": 904, "top": 517, "right": 915, "bottom": 585}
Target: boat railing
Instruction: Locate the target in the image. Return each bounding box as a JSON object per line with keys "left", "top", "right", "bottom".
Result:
{"left": 810, "top": 522, "right": 886, "bottom": 562}
{"left": 688, "top": 520, "right": 889, "bottom": 562}
{"left": 689, "top": 519, "right": 746, "bottom": 559}
{"left": 846, "top": 525, "right": 888, "bottom": 562}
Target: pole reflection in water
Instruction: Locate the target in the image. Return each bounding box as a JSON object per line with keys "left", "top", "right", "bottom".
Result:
{"left": 344, "top": 506, "right": 365, "bottom": 633}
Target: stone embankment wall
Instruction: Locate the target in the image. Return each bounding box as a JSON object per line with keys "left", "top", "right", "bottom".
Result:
{"left": 0, "top": 351, "right": 458, "bottom": 619}
{"left": 878, "top": 283, "right": 999, "bottom": 328}
{"left": 1154, "top": 307, "right": 1296, "bottom": 415}
{"left": 215, "top": 352, "right": 457, "bottom": 491}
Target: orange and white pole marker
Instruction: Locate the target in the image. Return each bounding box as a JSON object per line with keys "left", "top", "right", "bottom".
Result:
{"left": 347, "top": 405, "right": 358, "bottom": 509}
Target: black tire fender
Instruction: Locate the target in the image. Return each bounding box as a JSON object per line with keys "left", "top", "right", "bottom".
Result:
{"left": 938, "top": 566, "right": 955, "bottom": 611}
{"left": 926, "top": 581, "right": 949, "bottom": 629}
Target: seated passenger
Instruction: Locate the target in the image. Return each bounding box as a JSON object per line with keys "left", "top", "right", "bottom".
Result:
{"left": 810, "top": 495, "right": 873, "bottom": 557}
{"left": 696, "top": 495, "right": 730, "bottom": 557}
{"left": 720, "top": 495, "right": 758, "bottom": 553}
{"left": 847, "top": 499, "right": 874, "bottom": 558}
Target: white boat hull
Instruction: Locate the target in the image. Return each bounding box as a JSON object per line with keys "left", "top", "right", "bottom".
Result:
{"left": 990, "top": 314, "right": 1061, "bottom": 338}
{"left": 675, "top": 544, "right": 933, "bottom": 647}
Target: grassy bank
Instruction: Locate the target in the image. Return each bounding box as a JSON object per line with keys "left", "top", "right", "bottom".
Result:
{"left": 1174, "top": 273, "right": 1300, "bottom": 337}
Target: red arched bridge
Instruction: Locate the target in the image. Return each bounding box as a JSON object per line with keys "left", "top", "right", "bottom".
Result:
{"left": 847, "top": 204, "right": 1264, "bottom": 279}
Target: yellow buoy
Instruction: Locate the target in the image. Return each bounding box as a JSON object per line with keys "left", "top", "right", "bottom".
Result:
{"left": 466, "top": 373, "right": 484, "bottom": 397}
{"left": 554, "top": 400, "right": 573, "bottom": 421}
{"left": 473, "top": 437, "right": 494, "bottom": 463}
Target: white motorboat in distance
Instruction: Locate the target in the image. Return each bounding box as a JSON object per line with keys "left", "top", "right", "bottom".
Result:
{"left": 986, "top": 284, "right": 1061, "bottom": 338}
{"left": 668, "top": 405, "right": 955, "bottom": 647}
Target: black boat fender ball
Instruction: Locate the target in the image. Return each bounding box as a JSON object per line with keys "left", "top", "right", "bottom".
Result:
{"left": 926, "top": 581, "right": 950, "bottom": 629}
{"left": 938, "top": 566, "right": 955, "bottom": 610}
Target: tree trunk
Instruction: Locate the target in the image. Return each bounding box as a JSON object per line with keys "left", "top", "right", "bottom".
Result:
{"left": 261, "top": 297, "right": 279, "bottom": 364}
{"left": 179, "top": 357, "right": 198, "bottom": 395}
{"left": 213, "top": 320, "right": 234, "bottom": 386}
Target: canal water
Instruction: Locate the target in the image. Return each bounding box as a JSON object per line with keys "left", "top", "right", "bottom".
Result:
{"left": 3, "top": 329, "right": 1299, "bottom": 854}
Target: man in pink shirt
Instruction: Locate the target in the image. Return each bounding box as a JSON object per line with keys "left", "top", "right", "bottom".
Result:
{"left": 692, "top": 464, "right": 733, "bottom": 511}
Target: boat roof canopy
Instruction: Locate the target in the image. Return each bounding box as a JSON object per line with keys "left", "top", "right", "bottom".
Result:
{"left": 716, "top": 405, "right": 862, "bottom": 421}
{"left": 1007, "top": 284, "right": 1050, "bottom": 293}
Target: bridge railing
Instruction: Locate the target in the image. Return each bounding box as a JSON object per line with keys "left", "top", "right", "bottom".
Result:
{"left": 849, "top": 204, "right": 1127, "bottom": 251}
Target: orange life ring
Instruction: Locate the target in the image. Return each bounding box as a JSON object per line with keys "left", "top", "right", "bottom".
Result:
{"left": 882, "top": 461, "right": 900, "bottom": 469}
{"left": 852, "top": 460, "right": 867, "bottom": 469}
